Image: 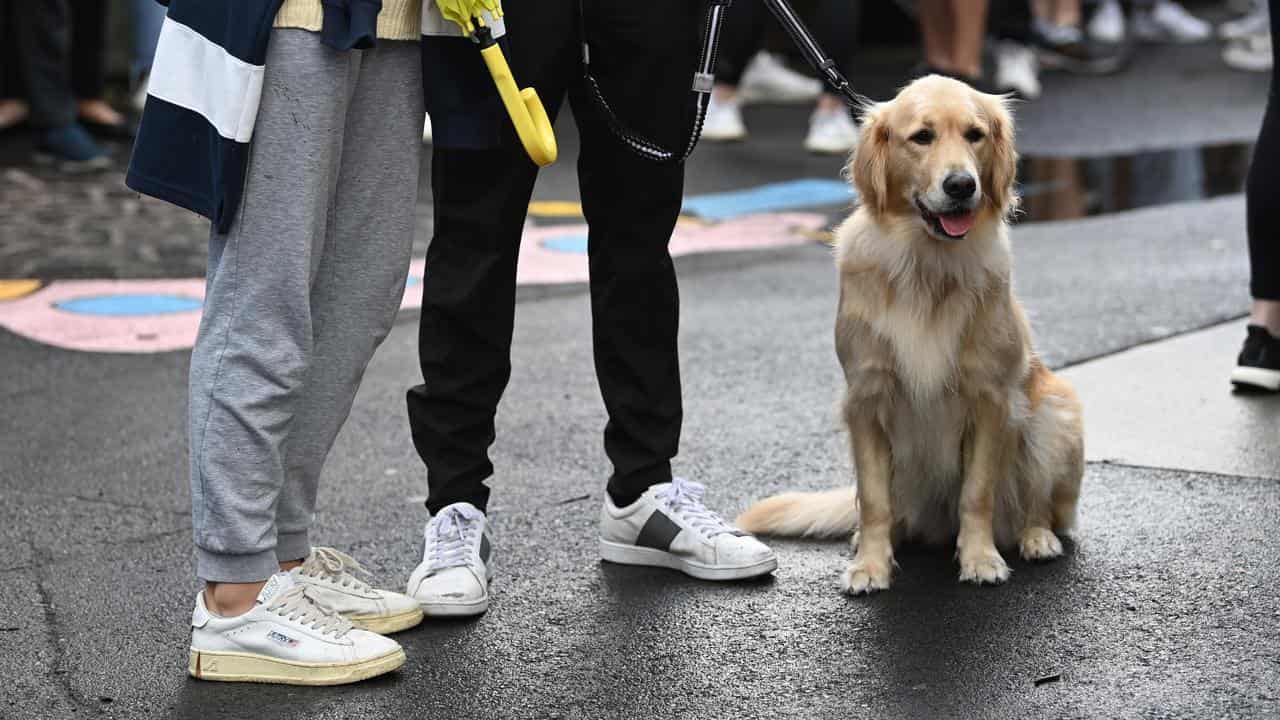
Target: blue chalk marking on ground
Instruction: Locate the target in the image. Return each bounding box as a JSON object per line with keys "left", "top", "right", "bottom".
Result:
{"left": 542, "top": 235, "right": 590, "bottom": 253}
{"left": 682, "top": 179, "right": 855, "bottom": 221}
{"left": 54, "top": 294, "right": 203, "bottom": 316}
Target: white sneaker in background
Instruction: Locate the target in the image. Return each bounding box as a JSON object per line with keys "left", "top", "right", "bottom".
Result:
{"left": 1088, "top": 0, "right": 1127, "bottom": 44}
{"left": 803, "top": 107, "right": 860, "bottom": 155}
{"left": 130, "top": 73, "right": 149, "bottom": 113}
{"left": 290, "top": 547, "right": 423, "bottom": 635}
{"left": 1219, "top": 3, "right": 1269, "bottom": 40}
{"left": 739, "top": 51, "right": 823, "bottom": 104}
{"left": 599, "top": 478, "right": 778, "bottom": 581}
{"left": 1223, "top": 32, "right": 1273, "bottom": 71}
{"left": 189, "top": 572, "right": 405, "bottom": 686}
{"left": 701, "top": 93, "right": 748, "bottom": 142}
{"left": 422, "top": 113, "right": 433, "bottom": 144}
{"left": 1132, "top": 0, "right": 1212, "bottom": 42}
{"left": 406, "top": 502, "right": 492, "bottom": 617}
{"left": 994, "top": 41, "right": 1043, "bottom": 100}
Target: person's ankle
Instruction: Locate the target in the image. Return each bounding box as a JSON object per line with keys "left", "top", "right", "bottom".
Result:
{"left": 279, "top": 558, "right": 304, "bottom": 572}
{"left": 712, "top": 84, "right": 739, "bottom": 103}
{"left": 204, "top": 580, "right": 267, "bottom": 617}
{"left": 1251, "top": 299, "right": 1280, "bottom": 337}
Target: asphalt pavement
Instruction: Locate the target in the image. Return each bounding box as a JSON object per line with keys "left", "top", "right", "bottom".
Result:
{"left": 2, "top": 38, "right": 1279, "bottom": 720}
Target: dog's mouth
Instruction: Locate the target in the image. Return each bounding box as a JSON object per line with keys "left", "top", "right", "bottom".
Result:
{"left": 915, "top": 197, "right": 976, "bottom": 240}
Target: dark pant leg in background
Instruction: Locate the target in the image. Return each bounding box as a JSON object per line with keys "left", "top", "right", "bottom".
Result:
{"left": 569, "top": 0, "right": 703, "bottom": 506}
{"left": 69, "top": 0, "right": 108, "bottom": 100}
{"left": 809, "top": 0, "right": 863, "bottom": 84}
{"left": 11, "top": 0, "right": 76, "bottom": 127}
{"left": 715, "top": 0, "right": 771, "bottom": 85}
{"left": 1246, "top": 0, "right": 1280, "bottom": 300}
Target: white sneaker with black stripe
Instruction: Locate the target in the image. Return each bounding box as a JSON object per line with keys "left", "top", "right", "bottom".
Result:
{"left": 406, "top": 502, "right": 492, "bottom": 616}
{"left": 600, "top": 478, "right": 778, "bottom": 581}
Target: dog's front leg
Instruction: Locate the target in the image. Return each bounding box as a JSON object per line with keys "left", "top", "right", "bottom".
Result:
{"left": 957, "top": 396, "right": 1012, "bottom": 585}
{"left": 842, "top": 413, "right": 894, "bottom": 595}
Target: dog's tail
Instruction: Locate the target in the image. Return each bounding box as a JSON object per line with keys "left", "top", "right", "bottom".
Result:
{"left": 735, "top": 486, "right": 858, "bottom": 538}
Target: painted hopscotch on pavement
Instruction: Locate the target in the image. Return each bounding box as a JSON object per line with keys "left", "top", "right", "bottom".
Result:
{"left": 0, "top": 180, "right": 852, "bottom": 353}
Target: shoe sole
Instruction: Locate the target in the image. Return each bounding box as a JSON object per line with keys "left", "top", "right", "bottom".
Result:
{"left": 417, "top": 595, "right": 489, "bottom": 617}
{"left": 599, "top": 540, "right": 778, "bottom": 581}
{"left": 1035, "top": 49, "right": 1126, "bottom": 76}
{"left": 804, "top": 139, "right": 856, "bottom": 155}
{"left": 33, "top": 152, "right": 112, "bottom": 174}
{"left": 1231, "top": 366, "right": 1280, "bottom": 391}
{"left": 188, "top": 647, "right": 405, "bottom": 686}
{"left": 700, "top": 129, "right": 747, "bottom": 142}
{"left": 740, "top": 86, "right": 822, "bottom": 105}
{"left": 346, "top": 606, "right": 425, "bottom": 635}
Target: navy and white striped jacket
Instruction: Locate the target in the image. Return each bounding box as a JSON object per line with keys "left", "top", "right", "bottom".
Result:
{"left": 126, "top": 0, "right": 380, "bottom": 233}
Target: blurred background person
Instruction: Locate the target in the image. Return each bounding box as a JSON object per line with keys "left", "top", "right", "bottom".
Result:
{"left": 129, "top": 0, "right": 165, "bottom": 112}
{"left": 69, "top": 0, "right": 133, "bottom": 139}
{"left": 3, "top": 0, "right": 110, "bottom": 170}
{"left": 1087, "top": 0, "right": 1213, "bottom": 43}
{"left": 1234, "top": 0, "right": 1280, "bottom": 391}
{"left": 701, "top": 0, "right": 862, "bottom": 154}
{"left": 1220, "top": 0, "right": 1271, "bottom": 69}
{"left": 1029, "top": 0, "right": 1126, "bottom": 74}
{"left": 915, "top": 0, "right": 991, "bottom": 89}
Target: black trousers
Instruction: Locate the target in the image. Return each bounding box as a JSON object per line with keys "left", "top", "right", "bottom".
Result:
{"left": 69, "top": 0, "right": 109, "bottom": 100}
{"left": 715, "top": 0, "right": 862, "bottom": 87}
{"left": 407, "top": 0, "right": 702, "bottom": 514}
{"left": 1246, "top": 0, "right": 1280, "bottom": 300}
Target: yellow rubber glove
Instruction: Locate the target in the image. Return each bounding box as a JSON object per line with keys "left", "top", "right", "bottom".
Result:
{"left": 436, "top": 0, "right": 504, "bottom": 36}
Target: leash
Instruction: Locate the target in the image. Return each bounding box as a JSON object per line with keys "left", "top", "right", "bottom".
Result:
{"left": 580, "top": 0, "right": 865, "bottom": 164}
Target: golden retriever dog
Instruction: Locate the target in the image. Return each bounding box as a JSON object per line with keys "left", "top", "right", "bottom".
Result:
{"left": 737, "top": 76, "right": 1083, "bottom": 594}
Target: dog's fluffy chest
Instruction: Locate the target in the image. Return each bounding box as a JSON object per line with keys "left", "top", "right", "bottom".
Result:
{"left": 870, "top": 288, "right": 977, "bottom": 398}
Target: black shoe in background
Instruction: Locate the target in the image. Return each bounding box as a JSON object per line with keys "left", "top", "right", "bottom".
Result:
{"left": 1231, "top": 325, "right": 1280, "bottom": 392}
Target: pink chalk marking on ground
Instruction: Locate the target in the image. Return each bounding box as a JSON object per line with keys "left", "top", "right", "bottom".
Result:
{"left": 515, "top": 211, "right": 826, "bottom": 285}
{"left": 0, "top": 279, "right": 206, "bottom": 353}
{"left": 0, "top": 212, "right": 826, "bottom": 353}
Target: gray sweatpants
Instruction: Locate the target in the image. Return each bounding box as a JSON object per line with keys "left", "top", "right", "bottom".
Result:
{"left": 188, "top": 29, "right": 423, "bottom": 583}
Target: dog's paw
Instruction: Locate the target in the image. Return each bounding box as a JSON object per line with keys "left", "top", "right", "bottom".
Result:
{"left": 958, "top": 546, "right": 1010, "bottom": 585}
{"left": 1019, "top": 527, "right": 1064, "bottom": 561}
{"left": 840, "top": 557, "right": 892, "bottom": 595}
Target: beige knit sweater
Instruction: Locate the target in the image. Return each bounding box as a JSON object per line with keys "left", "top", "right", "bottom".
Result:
{"left": 274, "top": 0, "right": 422, "bottom": 41}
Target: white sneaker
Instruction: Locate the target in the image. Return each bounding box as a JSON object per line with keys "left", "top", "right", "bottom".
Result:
{"left": 739, "top": 51, "right": 823, "bottom": 104}
{"left": 803, "top": 107, "right": 859, "bottom": 155}
{"left": 130, "top": 73, "right": 149, "bottom": 113}
{"left": 189, "top": 572, "right": 405, "bottom": 686}
{"left": 422, "top": 113, "right": 432, "bottom": 144}
{"left": 600, "top": 478, "right": 778, "bottom": 581}
{"left": 1220, "top": 5, "right": 1269, "bottom": 40}
{"left": 994, "top": 41, "right": 1042, "bottom": 100}
{"left": 1223, "top": 32, "right": 1274, "bottom": 71}
{"left": 701, "top": 93, "right": 747, "bottom": 141}
{"left": 290, "top": 547, "right": 423, "bottom": 635}
{"left": 1088, "top": 0, "right": 1126, "bottom": 44}
{"left": 406, "top": 502, "right": 491, "bottom": 616}
{"left": 1132, "top": 0, "right": 1212, "bottom": 43}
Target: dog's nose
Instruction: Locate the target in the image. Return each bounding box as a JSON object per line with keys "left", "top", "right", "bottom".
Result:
{"left": 943, "top": 173, "right": 977, "bottom": 200}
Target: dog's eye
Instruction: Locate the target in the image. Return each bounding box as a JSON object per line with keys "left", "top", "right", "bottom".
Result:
{"left": 965, "top": 127, "right": 986, "bottom": 143}
{"left": 909, "top": 129, "right": 934, "bottom": 145}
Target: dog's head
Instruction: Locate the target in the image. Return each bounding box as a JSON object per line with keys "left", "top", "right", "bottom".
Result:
{"left": 851, "top": 75, "right": 1017, "bottom": 242}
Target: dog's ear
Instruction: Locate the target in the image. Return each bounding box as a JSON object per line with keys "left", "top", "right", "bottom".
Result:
{"left": 851, "top": 102, "right": 891, "bottom": 216}
{"left": 978, "top": 93, "right": 1019, "bottom": 216}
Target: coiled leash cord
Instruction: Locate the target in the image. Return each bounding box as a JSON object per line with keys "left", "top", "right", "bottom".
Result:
{"left": 580, "top": 0, "right": 866, "bottom": 165}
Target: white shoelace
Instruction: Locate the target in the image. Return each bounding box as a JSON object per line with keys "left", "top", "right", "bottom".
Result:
{"left": 426, "top": 504, "right": 484, "bottom": 572}
{"left": 266, "top": 585, "right": 353, "bottom": 638}
{"left": 656, "top": 477, "right": 736, "bottom": 539}
{"left": 298, "top": 547, "right": 373, "bottom": 593}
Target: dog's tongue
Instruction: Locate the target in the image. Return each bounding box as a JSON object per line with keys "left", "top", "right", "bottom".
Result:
{"left": 939, "top": 211, "right": 976, "bottom": 237}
